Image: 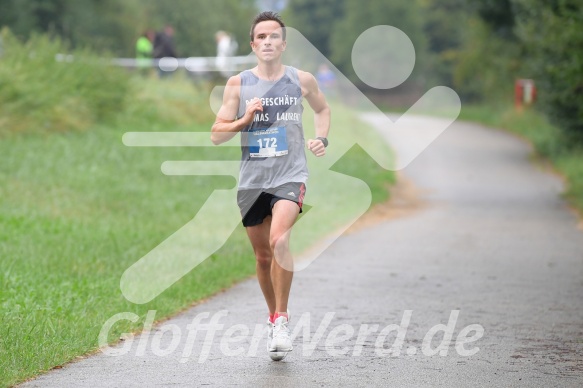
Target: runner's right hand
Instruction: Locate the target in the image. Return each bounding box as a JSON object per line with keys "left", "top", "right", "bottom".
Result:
{"left": 241, "top": 97, "right": 263, "bottom": 125}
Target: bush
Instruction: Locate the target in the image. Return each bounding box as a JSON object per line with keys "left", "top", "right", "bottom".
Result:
{"left": 513, "top": 0, "right": 583, "bottom": 145}
{"left": 0, "top": 28, "right": 130, "bottom": 134}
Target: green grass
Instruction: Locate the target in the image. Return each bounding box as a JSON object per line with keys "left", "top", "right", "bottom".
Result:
{"left": 0, "top": 70, "right": 394, "bottom": 385}
{"left": 0, "top": 29, "right": 130, "bottom": 135}
{"left": 0, "top": 119, "right": 251, "bottom": 385}
{"left": 459, "top": 104, "right": 583, "bottom": 212}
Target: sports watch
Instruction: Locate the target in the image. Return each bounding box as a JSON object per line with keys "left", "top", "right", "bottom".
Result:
{"left": 316, "top": 137, "right": 328, "bottom": 147}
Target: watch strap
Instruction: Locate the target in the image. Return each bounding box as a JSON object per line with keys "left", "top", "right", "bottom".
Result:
{"left": 316, "top": 137, "right": 328, "bottom": 147}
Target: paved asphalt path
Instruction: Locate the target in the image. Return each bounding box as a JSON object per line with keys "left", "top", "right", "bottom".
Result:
{"left": 23, "top": 115, "right": 583, "bottom": 387}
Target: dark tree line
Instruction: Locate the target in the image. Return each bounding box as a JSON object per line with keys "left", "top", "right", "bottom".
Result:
{"left": 0, "top": 0, "right": 258, "bottom": 57}
{"left": 285, "top": 0, "right": 583, "bottom": 143}
{"left": 1, "top": 0, "right": 581, "bottom": 141}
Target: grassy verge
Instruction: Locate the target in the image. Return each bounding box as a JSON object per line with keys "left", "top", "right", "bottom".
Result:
{"left": 0, "top": 30, "right": 130, "bottom": 135}
{"left": 0, "top": 69, "right": 394, "bottom": 386}
{"left": 459, "top": 105, "right": 583, "bottom": 212}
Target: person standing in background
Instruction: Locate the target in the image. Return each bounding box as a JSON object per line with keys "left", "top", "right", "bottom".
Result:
{"left": 215, "top": 30, "right": 238, "bottom": 78}
{"left": 153, "top": 25, "right": 178, "bottom": 78}
{"left": 135, "top": 29, "right": 155, "bottom": 76}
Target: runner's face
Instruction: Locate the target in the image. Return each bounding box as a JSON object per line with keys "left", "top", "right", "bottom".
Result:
{"left": 251, "top": 21, "right": 286, "bottom": 61}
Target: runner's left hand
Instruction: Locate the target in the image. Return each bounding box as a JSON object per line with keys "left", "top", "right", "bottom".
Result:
{"left": 307, "top": 139, "right": 326, "bottom": 157}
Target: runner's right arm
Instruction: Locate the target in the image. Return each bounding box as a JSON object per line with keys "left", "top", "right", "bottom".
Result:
{"left": 211, "top": 75, "right": 263, "bottom": 145}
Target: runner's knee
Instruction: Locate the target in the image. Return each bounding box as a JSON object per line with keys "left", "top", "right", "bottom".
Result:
{"left": 270, "top": 234, "right": 289, "bottom": 257}
{"left": 254, "top": 249, "right": 272, "bottom": 268}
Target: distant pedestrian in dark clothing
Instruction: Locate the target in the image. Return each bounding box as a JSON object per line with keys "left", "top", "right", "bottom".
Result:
{"left": 154, "top": 25, "right": 178, "bottom": 77}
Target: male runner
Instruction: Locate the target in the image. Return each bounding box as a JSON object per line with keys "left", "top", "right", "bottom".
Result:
{"left": 211, "top": 11, "right": 330, "bottom": 360}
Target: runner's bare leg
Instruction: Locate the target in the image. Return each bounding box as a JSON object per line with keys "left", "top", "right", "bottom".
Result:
{"left": 246, "top": 217, "right": 276, "bottom": 315}
{"left": 269, "top": 200, "right": 300, "bottom": 313}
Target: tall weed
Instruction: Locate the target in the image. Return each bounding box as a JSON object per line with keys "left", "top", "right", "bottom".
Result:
{"left": 0, "top": 29, "right": 130, "bottom": 134}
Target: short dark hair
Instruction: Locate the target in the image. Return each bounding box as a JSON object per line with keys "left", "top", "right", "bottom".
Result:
{"left": 249, "top": 11, "right": 286, "bottom": 42}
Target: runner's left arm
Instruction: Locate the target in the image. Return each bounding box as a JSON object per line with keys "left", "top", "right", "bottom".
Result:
{"left": 299, "top": 71, "right": 330, "bottom": 157}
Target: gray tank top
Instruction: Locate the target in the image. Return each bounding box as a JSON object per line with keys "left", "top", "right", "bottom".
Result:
{"left": 237, "top": 66, "right": 308, "bottom": 190}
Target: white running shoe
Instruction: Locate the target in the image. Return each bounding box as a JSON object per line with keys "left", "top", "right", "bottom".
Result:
{"left": 267, "top": 317, "right": 286, "bottom": 360}
{"left": 271, "top": 315, "right": 293, "bottom": 353}
{"left": 269, "top": 349, "right": 287, "bottom": 361}
{"left": 268, "top": 319, "right": 285, "bottom": 361}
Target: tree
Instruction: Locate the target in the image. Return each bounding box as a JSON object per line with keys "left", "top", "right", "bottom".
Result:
{"left": 0, "top": 0, "right": 258, "bottom": 57}
{"left": 447, "top": 0, "right": 528, "bottom": 102}
{"left": 0, "top": 0, "right": 69, "bottom": 39}
{"left": 452, "top": 17, "right": 524, "bottom": 102}
{"left": 418, "top": 0, "right": 471, "bottom": 88}
{"left": 475, "top": 0, "right": 517, "bottom": 40}
{"left": 329, "top": 0, "right": 428, "bottom": 87}
{"left": 283, "top": 0, "right": 345, "bottom": 58}
{"left": 513, "top": 0, "right": 583, "bottom": 143}
{"left": 420, "top": 0, "right": 465, "bottom": 53}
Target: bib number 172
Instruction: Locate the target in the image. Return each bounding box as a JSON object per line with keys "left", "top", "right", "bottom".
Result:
{"left": 258, "top": 137, "right": 277, "bottom": 149}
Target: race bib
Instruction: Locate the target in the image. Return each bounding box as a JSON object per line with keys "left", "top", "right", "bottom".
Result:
{"left": 247, "top": 127, "right": 288, "bottom": 158}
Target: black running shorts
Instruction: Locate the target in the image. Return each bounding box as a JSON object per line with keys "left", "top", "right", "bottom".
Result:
{"left": 237, "top": 182, "right": 306, "bottom": 227}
